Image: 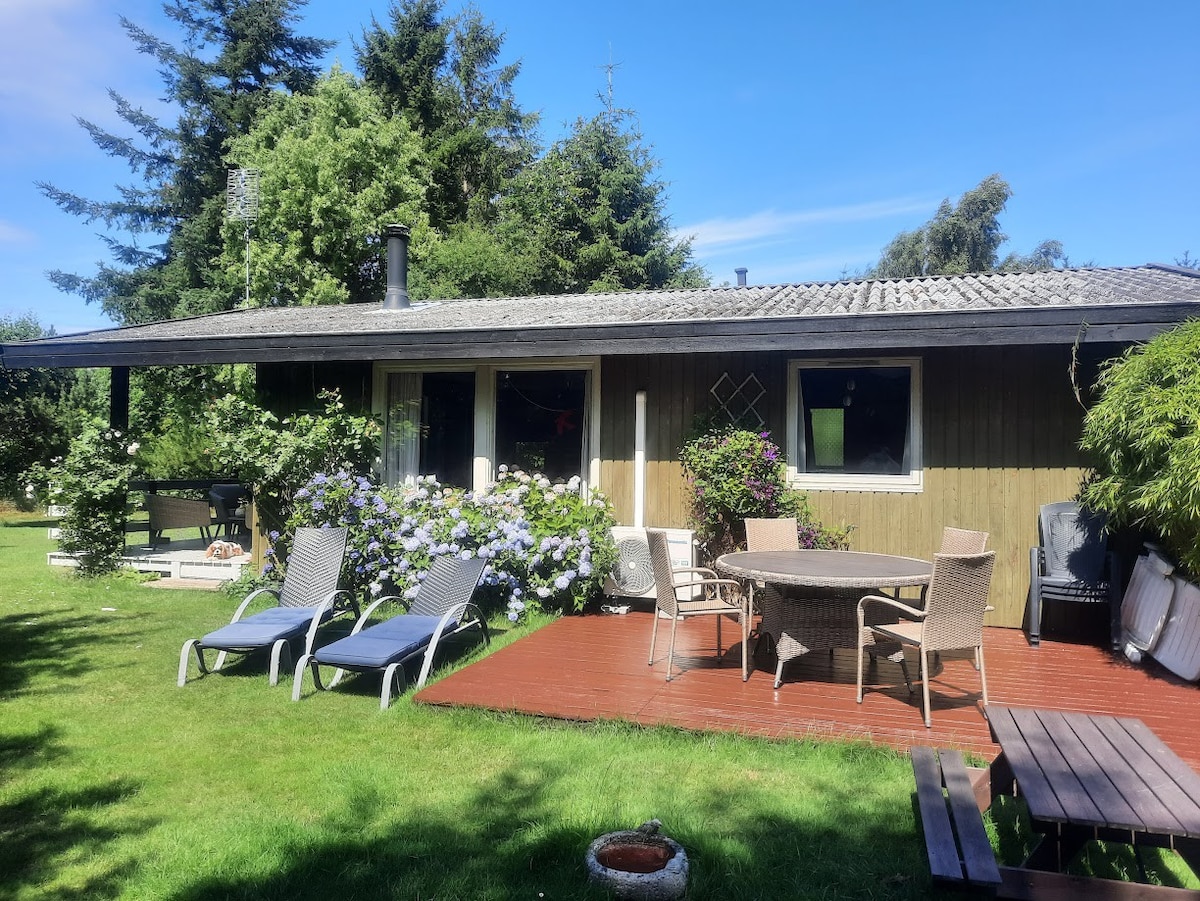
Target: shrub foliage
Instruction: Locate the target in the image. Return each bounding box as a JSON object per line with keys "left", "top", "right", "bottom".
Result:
{"left": 680, "top": 427, "right": 851, "bottom": 561}
{"left": 1080, "top": 320, "right": 1200, "bottom": 576}
{"left": 41, "top": 425, "right": 140, "bottom": 576}
{"left": 279, "top": 467, "right": 618, "bottom": 620}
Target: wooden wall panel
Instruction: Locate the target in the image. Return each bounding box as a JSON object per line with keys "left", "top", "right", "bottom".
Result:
{"left": 598, "top": 344, "right": 1097, "bottom": 630}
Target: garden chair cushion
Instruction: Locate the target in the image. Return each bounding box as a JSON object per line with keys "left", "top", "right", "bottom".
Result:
{"left": 200, "top": 605, "right": 338, "bottom": 650}
{"left": 313, "top": 614, "right": 453, "bottom": 669}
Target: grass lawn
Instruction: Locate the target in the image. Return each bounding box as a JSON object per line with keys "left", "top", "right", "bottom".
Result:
{"left": 2, "top": 511, "right": 1196, "bottom": 899}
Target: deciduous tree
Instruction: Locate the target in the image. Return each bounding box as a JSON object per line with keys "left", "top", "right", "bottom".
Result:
{"left": 869, "top": 174, "right": 1071, "bottom": 278}
{"left": 0, "top": 315, "right": 105, "bottom": 504}
{"left": 224, "top": 69, "right": 430, "bottom": 306}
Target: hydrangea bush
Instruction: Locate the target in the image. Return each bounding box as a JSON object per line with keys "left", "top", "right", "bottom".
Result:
{"left": 278, "top": 467, "right": 618, "bottom": 621}
{"left": 680, "top": 426, "right": 851, "bottom": 561}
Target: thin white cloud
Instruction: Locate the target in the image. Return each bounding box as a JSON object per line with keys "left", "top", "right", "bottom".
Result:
{"left": 0, "top": 0, "right": 160, "bottom": 129}
{"left": 677, "top": 198, "right": 935, "bottom": 252}
{"left": 0, "top": 220, "right": 36, "bottom": 245}
{"left": 741, "top": 250, "right": 881, "bottom": 284}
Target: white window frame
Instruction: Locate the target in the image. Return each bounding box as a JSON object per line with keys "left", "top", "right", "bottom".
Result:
{"left": 373, "top": 357, "right": 601, "bottom": 495}
{"left": 786, "top": 356, "right": 923, "bottom": 493}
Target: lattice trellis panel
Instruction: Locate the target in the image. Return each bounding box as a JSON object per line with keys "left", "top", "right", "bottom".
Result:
{"left": 709, "top": 372, "right": 766, "bottom": 430}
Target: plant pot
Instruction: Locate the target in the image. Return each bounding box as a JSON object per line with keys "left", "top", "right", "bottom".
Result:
{"left": 585, "top": 820, "right": 688, "bottom": 900}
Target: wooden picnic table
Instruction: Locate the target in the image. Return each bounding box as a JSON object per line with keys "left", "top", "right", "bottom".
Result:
{"left": 987, "top": 705, "right": 1200, "bottom": 898}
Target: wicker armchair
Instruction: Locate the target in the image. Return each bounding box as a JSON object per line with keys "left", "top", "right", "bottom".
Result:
{"left": 208, "top": 484, "right": 249, "bottom": 537}
{"left": 744, "top": 517, "right": 799, "bottom": 551}
{"left": 146, "top": 493, "right": 214, "bottom": 545}
{"left": 646, "top": 528, "right": 745, "bottom": 681}
{"left": 856, "top": 551, "right": 996, "bottom": 727}
{"left": 939, "top": 527, "right": 988, "bottom": 554}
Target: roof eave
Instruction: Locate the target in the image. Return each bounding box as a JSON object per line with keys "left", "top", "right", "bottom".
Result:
{"left": 2, "top": 302, "right": 1196, "bottom": 369}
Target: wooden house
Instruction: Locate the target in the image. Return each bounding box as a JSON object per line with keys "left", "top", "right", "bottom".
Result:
{"left": 5, "top": 255, "right": 1200, "bottom": 634}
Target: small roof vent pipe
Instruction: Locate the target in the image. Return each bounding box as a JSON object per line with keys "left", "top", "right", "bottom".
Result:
{"left": 735, "top": 267, "right": 748, "bottom": 287}
{"left": 382, "top": 223, "right": 411, "bottom": 310}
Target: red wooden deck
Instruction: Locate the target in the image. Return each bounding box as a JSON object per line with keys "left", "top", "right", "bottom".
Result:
{"left": 417, "top": 611, "right": 1200, "bottom": 770}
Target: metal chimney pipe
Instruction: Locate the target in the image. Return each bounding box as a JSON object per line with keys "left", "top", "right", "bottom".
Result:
{"left": 383, "top": 223, "right": 411, "bottom": 309}
{"left": 735, "top": 267, "right": 748, "bottom": 287}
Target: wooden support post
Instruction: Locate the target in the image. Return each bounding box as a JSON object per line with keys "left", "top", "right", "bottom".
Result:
{"left": 110, "top": 366, "right": 130, "bottom": 431}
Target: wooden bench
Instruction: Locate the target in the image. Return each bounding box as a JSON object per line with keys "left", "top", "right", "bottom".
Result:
{"left": 911, "top": 746, "right": 1001, "bottom": 890}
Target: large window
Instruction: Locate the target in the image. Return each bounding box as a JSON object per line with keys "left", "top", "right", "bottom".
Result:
{"left": 385, "top": 370, "right": 475, "bottom": 487}
{"left": 495, "top": 370, "right": 587, "bottom": 482}
{"left": 787, "top": 358, "right": 922, "bottom": 492}
{"left": 378, "top": 360, "right": 599, "bottom": 492}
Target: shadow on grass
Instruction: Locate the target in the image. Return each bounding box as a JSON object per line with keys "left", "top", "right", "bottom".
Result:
{"left": 0, "top": 726, "right": 150, "bottom": 901}
{"left": 0, "top": 609, "right": 146, "bottom": 697}
{"left": 168, "top": 756, "right": 930, "bottom": 901}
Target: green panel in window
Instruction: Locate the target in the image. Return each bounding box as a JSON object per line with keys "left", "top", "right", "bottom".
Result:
{"left": 810, "top": 408, "right": 844, "bottom": 468}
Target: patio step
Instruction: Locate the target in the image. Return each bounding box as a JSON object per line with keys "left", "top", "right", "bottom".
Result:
{"left": 48, "top": 538, "right": 249, "bottom": 582}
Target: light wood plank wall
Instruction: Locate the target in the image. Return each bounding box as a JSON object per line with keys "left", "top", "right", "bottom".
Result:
{"left": 599, "top": 345, "right": 1097, "bottom": 630}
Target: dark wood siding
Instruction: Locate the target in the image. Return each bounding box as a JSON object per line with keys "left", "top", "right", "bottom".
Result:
{"left": 599, "top": 344, "right": 1117, "bottom": 631}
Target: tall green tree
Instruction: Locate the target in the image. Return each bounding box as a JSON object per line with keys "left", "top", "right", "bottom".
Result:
{"left": 38, "top": 0, "right": 333, "bottom": 325}
{"left": 0, "top": 315, "right": 106, "bottom": 504}
{"left": 498, "top": 111, "right": 707, "bottom": 293}
{"left": 869, "top": 174, "right": 1070, "bottom": 278}
{"left": 357, "top": 0, "right": 538, "bottom": 229}
{"left": 224, "top": 69, "right": 431, "bottom": 306}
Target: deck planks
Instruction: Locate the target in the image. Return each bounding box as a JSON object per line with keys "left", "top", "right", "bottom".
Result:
{"left": 416, "top": 612, "right": 1200, "bottom": 769}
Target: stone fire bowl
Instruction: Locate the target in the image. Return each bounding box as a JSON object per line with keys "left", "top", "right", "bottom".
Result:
{"left": 585, "top": 821, "right": 688, "bottom": 900}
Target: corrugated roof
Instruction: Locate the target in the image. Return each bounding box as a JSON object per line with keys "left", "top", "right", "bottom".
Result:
{"left": 4, "top": 264, "right": 1199, "bottom": 368}
{"left": 32, "top": 264, "right": 1200, "bottom": 343}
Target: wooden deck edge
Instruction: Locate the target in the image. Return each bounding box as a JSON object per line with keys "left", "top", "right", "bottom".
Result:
{"left": 998, "top": 866, "right": 1200, "bottom": 899}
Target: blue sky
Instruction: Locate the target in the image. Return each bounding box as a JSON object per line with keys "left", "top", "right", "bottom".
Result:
{"left": 2, "top": 0, "right": 1197, "bottom": 335}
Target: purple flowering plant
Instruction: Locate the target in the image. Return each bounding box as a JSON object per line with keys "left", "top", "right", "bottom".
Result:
{"left": 680, "top": 426, "right": 851, "bottom": 560}
{"left": 280, "top": 467, "right": 617, "bottom": 622}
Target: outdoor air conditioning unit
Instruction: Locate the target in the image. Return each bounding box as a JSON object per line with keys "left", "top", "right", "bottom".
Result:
{"left": 605, "top": 526, "right": 698, "bottom": 602}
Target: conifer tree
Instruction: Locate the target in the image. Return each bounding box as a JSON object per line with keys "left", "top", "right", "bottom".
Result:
{"left": 38, "top": 0, "right": 332, "bottom": 325}
{"left": 357, "top": 0, "right": 538, "bottom": 229}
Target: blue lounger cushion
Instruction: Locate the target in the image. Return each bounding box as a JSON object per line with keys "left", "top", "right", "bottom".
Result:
{"left": 201, "top": 606, "right": 326, "bottom": 650}
{"left": 313, "top": 615, "right": 454, "bottom": 669}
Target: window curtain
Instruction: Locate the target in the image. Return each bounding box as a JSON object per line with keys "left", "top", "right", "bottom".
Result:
{"left": 386, "top": 372, "right": 422, "bottom": 485}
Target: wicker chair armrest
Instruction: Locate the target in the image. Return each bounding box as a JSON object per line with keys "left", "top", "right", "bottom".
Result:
{"left": 857, "top": 594, "right": 926, "bottom": 622}
{"left": 673, "top": 576, "right": 742, "bottom": 592}
{"left": 673, "top": 566, "right": 719, "bottom": 579}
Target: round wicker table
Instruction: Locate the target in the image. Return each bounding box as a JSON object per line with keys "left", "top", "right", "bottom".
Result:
{"left": 715, "top": 550, "right": 932, "bottom": 688}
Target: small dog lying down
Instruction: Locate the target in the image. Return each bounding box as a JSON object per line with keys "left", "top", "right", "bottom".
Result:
{"left": 204, "top": 540, "right": 245, "bottom": 559}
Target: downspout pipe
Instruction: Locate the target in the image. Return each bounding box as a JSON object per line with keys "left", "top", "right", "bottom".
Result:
{"left": 382, "top": 224, "right": 411, "bottom": 310}
{"left": 633, "top": 390, "right": 646, "bottom": 528}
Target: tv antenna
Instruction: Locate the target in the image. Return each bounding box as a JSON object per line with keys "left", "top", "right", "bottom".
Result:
{"left": 225, "top": 168, "right": 261, "bottom": 304}
{"left": 600, "top": 45, "right": 621, "bottom": 114}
